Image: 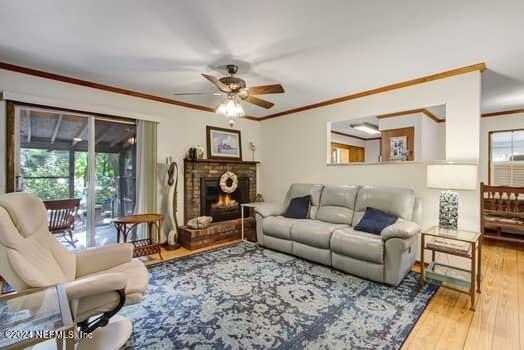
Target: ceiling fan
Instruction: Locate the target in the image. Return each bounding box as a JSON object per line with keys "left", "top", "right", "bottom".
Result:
{"left": 174, "top": 64, "right": 285, "bottom": 110}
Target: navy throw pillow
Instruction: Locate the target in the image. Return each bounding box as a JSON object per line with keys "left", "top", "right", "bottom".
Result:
{"left": 354, "top": 207, "right": 398, "bottom": 235}
{"left": 284, "top": 195, "right": 311, "bottom": 219}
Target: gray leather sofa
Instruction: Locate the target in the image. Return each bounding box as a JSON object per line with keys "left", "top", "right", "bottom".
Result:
{"left": 255, "top": 184, "right": 421, "bottom": 286}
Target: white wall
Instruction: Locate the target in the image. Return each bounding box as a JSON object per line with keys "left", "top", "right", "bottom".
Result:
{"left": 0, "top": 69, "right": 262, "bottom": 229}
{"left": 260, "top": 71, "right": 481, "bottom": 231}
{"left": 0, "top": 68, "right": 483, "bottom": 234}
{"left": 364, "top": 139, "right": 380, "bottom": 163}
{"left": 480, "top": 112, "right": 524, "bottom": 183}
{"left": 420, "top": 116, "right": 446, "bottom": 161}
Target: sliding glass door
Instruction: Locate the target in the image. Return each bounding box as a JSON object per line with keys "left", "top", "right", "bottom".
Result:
{"left": 93, "top": 118, "right": 137, "bottom": 246}
{"left": 11, "top": 104, "right": 136, "bottom": 249}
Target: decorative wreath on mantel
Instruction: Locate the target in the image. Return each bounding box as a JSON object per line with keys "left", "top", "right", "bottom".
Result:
{"left": 219, "top": 171, "right": 238, "bottom": 193}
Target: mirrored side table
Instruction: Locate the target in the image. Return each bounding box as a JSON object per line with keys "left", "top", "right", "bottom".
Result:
{"left": 0, "top": 284, "right": 75, "bottom": 350}
{"left": 420, "top": 226, "right": 481, "bottom": 311}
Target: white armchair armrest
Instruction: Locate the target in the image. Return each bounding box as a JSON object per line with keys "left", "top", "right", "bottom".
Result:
{"left": 381, "top": 219, "right": 421, "bottom": 241}
{"left": 64, "top": 273, "right": 127, "bottom": 321}
{"left": 75, "top": 243, "right": 134, "bottom": 277}
{"left": 254, "top": 203, "right": 285, "bottom": 218}
{"left": 64, "top": 272, "right": 127, "bottom": 300}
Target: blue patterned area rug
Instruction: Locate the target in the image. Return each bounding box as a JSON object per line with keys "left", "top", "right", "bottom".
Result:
{"left": 121, "top": 243, "right": 437, "bottom": 349}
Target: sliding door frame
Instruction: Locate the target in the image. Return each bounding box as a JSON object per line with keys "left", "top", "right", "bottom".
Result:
{"left": 6, "top": 101, "right": 16, "bottom": 192}
{"left": 5, "top": 100, "right": 136, "bottom": 248}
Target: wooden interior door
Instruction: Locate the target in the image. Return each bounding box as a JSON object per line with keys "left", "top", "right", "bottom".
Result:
{"left": 348, "top": 146, "right": 364, "bottom": 162}
{"left": 381, "top": 127, "right": 415, "bottom": 161}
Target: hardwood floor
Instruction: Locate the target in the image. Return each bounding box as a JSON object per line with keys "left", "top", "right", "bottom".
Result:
{"left": 403, "top": 240, "right": 524, "bottom": 350}
{"left": 142, "top": 239, "right": 242, "bottom": 266}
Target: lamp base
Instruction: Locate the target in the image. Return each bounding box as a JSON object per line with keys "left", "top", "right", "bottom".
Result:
{"left": 438, "top": 190, "right": 458, "bottom": 232}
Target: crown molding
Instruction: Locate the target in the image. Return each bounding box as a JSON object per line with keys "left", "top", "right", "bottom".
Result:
{"left": 258, "top": 63, "right": 485, "bottom": 121}
{"left": 377, "top": 108, "right": 445, "bottom": 123}
{"left": 0, "top": 61, "right": 486, "bottom": 123}
{"left": 421, "top": 108, "right": 444, "bottom": 123}
{"left": 0, "top": 62, "right": 261, "bottom": 121}
{"left": 481, "top": 108, "right": 524, "bottom": 118}
{"left": 331, "top": 130, "right": 381, "bottom": 141}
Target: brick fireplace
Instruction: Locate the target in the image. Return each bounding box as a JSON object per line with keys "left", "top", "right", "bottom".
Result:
{"left": 181, "top": 159, "right": 258, "bottom": 249}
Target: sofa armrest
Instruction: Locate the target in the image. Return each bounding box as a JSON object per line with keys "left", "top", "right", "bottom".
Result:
{"left": 254, "top": 202, "right": 285, "bottom": 218}
{"left": 75, "top": 243, "right": 134, "bottom": 277}
{"left": 64, "top": 273, "right": 127, "bottom": 300}
{"left": 381, "top": 219, "right": 421, "bottom": 241}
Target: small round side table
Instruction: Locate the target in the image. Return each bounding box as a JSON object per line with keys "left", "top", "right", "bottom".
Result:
{"left": 113, "top": 214, "right": 164, "bottom": 259}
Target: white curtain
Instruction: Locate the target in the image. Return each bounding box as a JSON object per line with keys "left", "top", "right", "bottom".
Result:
{"left": 134, "top": 120, "right": 158, "bottom": 239}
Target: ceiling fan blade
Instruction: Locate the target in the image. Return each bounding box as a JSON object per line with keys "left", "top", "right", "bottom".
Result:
{"left": 201, "top": 74, "right": 231, "bottom": 93}
{"left": 173, "top": 92, "right": 224, "bottom": 96}
{"left": 245, "top": 95, "right": 274, "bottom": 109}
{"left": 248, "top": 84, "right": 284, "bottom": 95}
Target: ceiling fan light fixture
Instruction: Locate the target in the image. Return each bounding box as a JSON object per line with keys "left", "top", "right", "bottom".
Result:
{"left": 350, "top": 122, "right": 381, "bottom": 135}
{"left": 216, "top": 95, "right": 244, "bottom": 127}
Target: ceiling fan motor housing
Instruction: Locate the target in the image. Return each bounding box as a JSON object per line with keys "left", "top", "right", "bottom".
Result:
{"left": 219, "top": 76, "right": 246, "bottom": 91}
{"left": 226, "top": 64, "right": 238, "bottom": 75}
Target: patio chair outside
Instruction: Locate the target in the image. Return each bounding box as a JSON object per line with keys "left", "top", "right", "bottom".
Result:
{"left": 44, "top": 198, "right": 81, "bottom": 246}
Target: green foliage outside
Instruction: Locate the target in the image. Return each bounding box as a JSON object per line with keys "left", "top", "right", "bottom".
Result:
{"left": 21, "top": 148, "right": 120, "bottom": 204}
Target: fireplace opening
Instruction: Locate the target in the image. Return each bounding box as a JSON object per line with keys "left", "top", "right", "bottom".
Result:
{"left": 201, "top": 177, "right": 249, "bottom": 222}
{"left": 212, "top": 193, "right": 238, "bottom": 210}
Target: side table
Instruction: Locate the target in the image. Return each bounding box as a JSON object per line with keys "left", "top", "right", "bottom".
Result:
{"left": 114, "top": 214, "right": 164, "bottom": 259}
{"left": 240, "top": 203, "right": 259, "bottom": 242}
{"left": 0, "top": 284, "right": 75, "bottom": 350}
{"left": 420, "top": 226, "right": 481, "bottom": 310}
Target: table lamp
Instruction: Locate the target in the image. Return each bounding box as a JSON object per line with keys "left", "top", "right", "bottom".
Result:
{"left": 426, "top": 163, "right": 478, "bottom": 232}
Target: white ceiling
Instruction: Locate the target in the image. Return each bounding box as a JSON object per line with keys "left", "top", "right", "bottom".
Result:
{"left": 332, "top": 116, "right": 380, "bottom": 139}
{"left": 0, "top": 0, "right": 523, "bottom": 118}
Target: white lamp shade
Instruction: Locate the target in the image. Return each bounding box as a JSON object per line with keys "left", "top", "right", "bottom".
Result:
{"left": 426, "top": 164, "right": 478, "bottom": 190}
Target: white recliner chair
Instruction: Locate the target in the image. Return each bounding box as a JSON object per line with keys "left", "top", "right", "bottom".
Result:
{"left": 0, "top": 192, "right": 149, "bottom": 349}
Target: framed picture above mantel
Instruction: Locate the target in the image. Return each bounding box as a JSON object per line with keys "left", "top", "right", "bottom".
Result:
{"left": 206, "top": 126, "right": 242, "bottom": 160}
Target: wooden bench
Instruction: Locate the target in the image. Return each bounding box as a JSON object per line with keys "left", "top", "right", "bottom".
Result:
{"left": 481, "top": 182, "right": 524, "bottom": 243}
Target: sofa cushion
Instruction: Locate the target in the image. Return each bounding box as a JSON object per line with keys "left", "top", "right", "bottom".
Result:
{"left": 291, "top": 220, "right": 348, "bottom": 249}
{"left": 352, "top": 186, "right": 415, "bottom": 226}
{"left": 315, "top": 185, "right": 360, "bottom": 224}
{"left": 354, "top": 207, "right": 398, "bottom": 235}
{"left": 262, "top": 216, "right": 308, "bottom": 240}
{"left": 284, "top": 184, "right": 324, "bottom": 219}
{"left": 284, "top": 195, "right": 311, "bottom": 219}
{"left": 330, "top": 227, "right": 384, "bottom": 264}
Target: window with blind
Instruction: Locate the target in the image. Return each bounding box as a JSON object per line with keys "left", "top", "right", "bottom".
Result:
{"left": 490, "top": 130, "right": 524, "bottom": 186}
